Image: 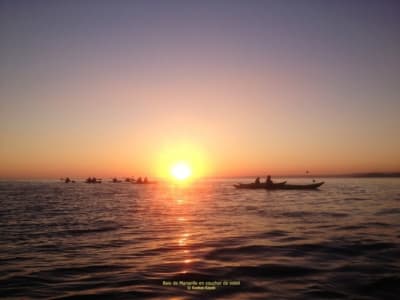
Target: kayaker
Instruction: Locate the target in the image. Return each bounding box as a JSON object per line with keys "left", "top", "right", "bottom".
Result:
{"left": 255, "top": 177, "right": 261, "bottom": 184}
{"left": 266, "top": 175, "right": 273, "bottom": 185}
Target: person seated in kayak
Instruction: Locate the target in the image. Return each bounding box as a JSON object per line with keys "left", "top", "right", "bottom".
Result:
{"left": 255, "top": 177, "right": 261, "bottom": 184}
{"left": 266, "top": 175, "right": 273, "bottom": 185}
{"left": 137, "top": 177, "right": 143, "bottom": 184}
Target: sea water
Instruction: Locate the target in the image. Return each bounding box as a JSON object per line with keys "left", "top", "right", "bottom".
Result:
{"left": 1, "top": 178, "right": 399, "bottom": 299}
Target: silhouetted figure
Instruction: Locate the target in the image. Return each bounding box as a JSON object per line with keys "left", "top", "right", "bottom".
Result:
{"left": 144, "top": 177, "right": 148, "bottom": 183}
{"left": 113, "top": 177, "right": 118, "bottom": 183}
{"left": 65, "top": 177, "right": 71, "bottom": 183}
{"left": 137, "top": 177, "right": 143, "bottom": 184}
{"left": 255, "top": 177, "right": 261, "bottom": 184}
{"left": 266, "top": 175, "right": 273, "bottom": 185}
{"left": 86, "top": 177, "right": 101, "bottom": 183}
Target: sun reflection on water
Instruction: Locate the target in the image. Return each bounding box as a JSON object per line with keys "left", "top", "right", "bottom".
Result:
{"left": 178, "top": 237, "right": 187, "bottom": 246}
{"left": 172, "top": 194, "right": 194, "bottom": 270}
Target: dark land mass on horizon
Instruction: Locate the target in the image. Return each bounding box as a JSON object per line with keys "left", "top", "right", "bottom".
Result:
{"left": 225, "top": 172, "right": 400, "bottom": 179}
{"left": 321, "top": 172, "right": 400, "bottom": 178}
{"left": 346, "top": 172, "right": 400, "bottom": 178}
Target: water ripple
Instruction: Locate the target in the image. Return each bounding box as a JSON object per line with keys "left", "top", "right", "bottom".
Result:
{"left": 1, "top": 179, "right": 399, "bottom": 299}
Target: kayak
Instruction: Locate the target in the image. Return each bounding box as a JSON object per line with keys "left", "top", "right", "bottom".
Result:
{"left": 266, "top": 182, "right": 324, "bottom": 190}
{"left": 234, "top": 181, "right": 287, "bottom": 189}
{"left": 234, "top": 181, "right": 324, "bottom": 190}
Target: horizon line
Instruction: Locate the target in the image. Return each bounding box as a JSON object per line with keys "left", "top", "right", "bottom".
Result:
{"left": 1, "top": 171, "right": 400, "bottom": 181}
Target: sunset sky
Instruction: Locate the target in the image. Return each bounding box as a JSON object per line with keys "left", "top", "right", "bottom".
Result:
{"left": 1, "top": 0, "right": 400, "bottom": 179}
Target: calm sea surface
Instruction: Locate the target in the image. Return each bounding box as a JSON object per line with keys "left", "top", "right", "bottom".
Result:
{"left": 1, "top": 178, "right": 399, "bottom": 299}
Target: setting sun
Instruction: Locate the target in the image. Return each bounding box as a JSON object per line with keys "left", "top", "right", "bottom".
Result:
{"left": 171, "top": 162, "right": 192, "bottom": 180}
{"left": 154, "top": 142, "right": 210, "bottom": 180}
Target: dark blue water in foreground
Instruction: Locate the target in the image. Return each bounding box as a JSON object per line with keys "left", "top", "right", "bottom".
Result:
{"left": 1, "top": 178, "right": 400, "bottom": 299}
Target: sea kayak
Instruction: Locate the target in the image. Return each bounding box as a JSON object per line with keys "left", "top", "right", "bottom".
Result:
{"left": 265, "top": 182, "right": 324, "bottom": 190}
{"left": 234, "top": 181, "right": 287, "bottom": 189}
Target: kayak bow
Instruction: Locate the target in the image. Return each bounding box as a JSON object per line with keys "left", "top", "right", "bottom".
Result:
{"left": 266, "top": 182, "right": 324, "bottom": 190}
{"left": 234, "top": 181, "right": 287, "bottom": 189}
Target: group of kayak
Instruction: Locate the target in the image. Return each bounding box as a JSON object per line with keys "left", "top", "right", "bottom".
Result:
{"left": 113, "top": 177, "right": 157, "bottom": 184}
{"left": 234, "top": 175, "right": 324, "bottom": 190}
{"left": 62, "top": 177, "right": 157, "bottom": 184}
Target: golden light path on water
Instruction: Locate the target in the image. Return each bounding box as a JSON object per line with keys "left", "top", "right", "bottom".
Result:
{"left": 176, "top": 195, "right": 193, "bottom": 274}
{"left": 149, "top": 179, "right": 271, "bottom": 278}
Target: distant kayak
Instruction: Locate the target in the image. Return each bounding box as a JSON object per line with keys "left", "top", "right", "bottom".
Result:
{"left": 85, "top": 178, "right": 102, "bottom": 184}
{"left": 266, "top": 182, "right": 324, "bottom": 190}
{"left": 234, "top": 181, "right": 287, "bottom": 189}
{"left": 234, "top": 181, "right": 324, "bottom": 190}
{"left": 131, "top": 181, "right": 158, "bottom": 185}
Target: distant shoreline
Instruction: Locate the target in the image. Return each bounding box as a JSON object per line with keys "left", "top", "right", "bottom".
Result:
{"left": 340, "top": 172, "right": 400, "bottom": 178}
{"left": 213, "top": 172, "right": 400, "bottom": 179}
